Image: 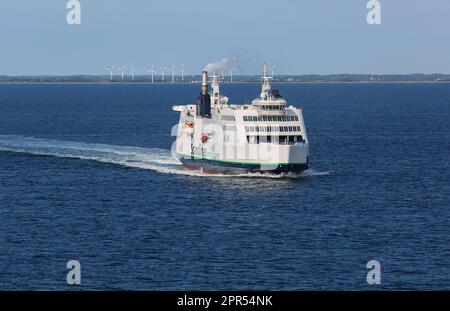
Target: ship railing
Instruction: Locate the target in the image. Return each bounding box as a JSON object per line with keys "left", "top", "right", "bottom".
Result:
{"left": 278, "top": 141, "right": 306, "bottom": 146}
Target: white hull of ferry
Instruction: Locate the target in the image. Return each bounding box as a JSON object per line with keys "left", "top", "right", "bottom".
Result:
{"left": 173, "top": 67, "right": 310, "bottom": 175}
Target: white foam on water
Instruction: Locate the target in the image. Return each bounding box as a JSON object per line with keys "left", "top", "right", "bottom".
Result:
{"left": 300, "top": 169, "right": 332, "bottom": 177}
{"left": 0, "top": 135, "right": 331, "bottom": 179}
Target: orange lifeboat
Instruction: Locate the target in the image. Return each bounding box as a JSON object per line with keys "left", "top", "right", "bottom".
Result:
{"left": 182, "top": 122, "right": 194, "bottom": 129}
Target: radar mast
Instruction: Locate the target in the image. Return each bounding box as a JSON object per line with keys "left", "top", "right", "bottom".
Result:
{"left": 260, "top": 63, "right": 273, "bottom": 100}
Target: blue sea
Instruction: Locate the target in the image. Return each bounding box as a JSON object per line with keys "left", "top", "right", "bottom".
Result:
{"left": 0, "top": 82, "right": 449, "bottom": 290}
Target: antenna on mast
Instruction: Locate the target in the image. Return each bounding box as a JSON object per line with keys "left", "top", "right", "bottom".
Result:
{"left": 260, "top": 63, "right": 272, "bottom": 99}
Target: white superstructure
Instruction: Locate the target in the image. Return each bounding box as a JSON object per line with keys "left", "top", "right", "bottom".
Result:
{"left": 173, "top": 64, "right": 309, "bottom": 174}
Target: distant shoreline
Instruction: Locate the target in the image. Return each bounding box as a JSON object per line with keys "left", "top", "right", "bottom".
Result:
{"left": 1, "top": 81, "right": 450, "bottom": 85}
{"left": 1, "top": 73, "right": 449, "bottom": 84}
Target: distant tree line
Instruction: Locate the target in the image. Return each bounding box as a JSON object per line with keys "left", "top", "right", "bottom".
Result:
{"left": 0, "top": 74, "right": 449, "bottom": 83}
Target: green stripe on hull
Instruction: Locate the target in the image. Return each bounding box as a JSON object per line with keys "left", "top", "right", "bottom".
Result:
{"left": 176, "top": 152, "right": 302, "bottom": 166}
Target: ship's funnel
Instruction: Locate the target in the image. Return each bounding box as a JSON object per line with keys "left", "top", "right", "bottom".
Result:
{"left": 201, "top": 71, "right": 208, "bottom": 95}
{"left": 196, "top": 71, "right": 211, "bottom": 118}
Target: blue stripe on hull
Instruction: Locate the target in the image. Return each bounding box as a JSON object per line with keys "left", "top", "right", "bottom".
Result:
{"left": 180, "top": 158, "right": 308, "bottom": 175}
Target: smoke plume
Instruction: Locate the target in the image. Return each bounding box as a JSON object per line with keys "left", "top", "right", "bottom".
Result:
{"left": 203, "top": 55, "right": 239, "bottom": 73}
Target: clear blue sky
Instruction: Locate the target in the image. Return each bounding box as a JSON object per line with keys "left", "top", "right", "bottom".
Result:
{"left": 0, "top": 0, "right": 449, "bottom": 75}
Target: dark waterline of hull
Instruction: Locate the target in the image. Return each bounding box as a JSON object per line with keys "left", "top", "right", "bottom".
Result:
{"left": 180, "top": 158, "right": 308, "bottom": 174}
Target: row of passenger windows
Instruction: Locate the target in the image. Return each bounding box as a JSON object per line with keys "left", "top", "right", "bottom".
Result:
{"left": 257, "top": 105, "right": 284, "bottom": 111}
{"left": 245, "top": 125, "right": 301, "bottom": 133}
{"left": 247, "top": 135, "right": 305, "bottom": 145}
{"left": 222, "top": 125, "right": 237, "bottom": 132}
{"left": 221, "top": 115, "right": 235, "bottom": 121}
{"left": 243, "top": 115, "right": 299, "bottom": 122}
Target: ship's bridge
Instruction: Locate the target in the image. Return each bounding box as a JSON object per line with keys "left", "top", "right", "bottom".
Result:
{"left": 251, "top": 91, "right": 287, "bottom": 114}
{"left": 251, "top": 64, "right": 286, "bottom": 114}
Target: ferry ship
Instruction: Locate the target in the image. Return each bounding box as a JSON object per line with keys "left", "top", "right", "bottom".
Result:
{"left": 172, "top": 65, "right": 309, "bottom": 174}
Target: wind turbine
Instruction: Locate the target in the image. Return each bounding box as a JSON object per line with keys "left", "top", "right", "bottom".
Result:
{"left": 178, "top": 64, "right": 185, "bottom": 81}
{"left": 229, "top": 67, "right": 236, "bottom": 83}
{"left": 147, "top": 64, "right": 156, "bottom": 83}
{"left": 270, "top": 64, "right": 276, "bottom": 77}
{"left": 130, "top": 64, "right": 137, "bottom": 81}
{"left": 159, "top": 66, "right": 167, "bottom": 82}
{"left": 170, "top": 64, "right": 176, "bottom": 83}
{"left": 116, "top": 65, "right": 127, "bottom": 81}
{"left": 105, "top": 65, "right": 115, "bottom": 81}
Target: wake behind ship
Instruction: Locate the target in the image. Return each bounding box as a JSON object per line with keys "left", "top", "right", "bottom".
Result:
{"left": 173, "top": 65, "right": 309, "bottom": 174}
